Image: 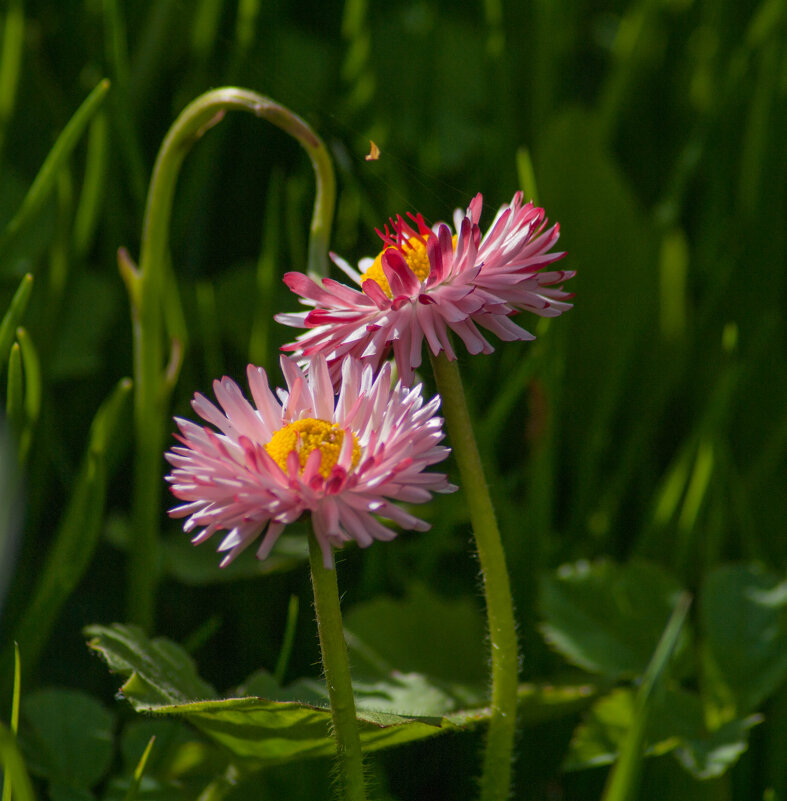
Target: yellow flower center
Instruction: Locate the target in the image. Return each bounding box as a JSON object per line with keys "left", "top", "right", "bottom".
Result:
{"left": 265, "top": 418, "right": 361, "bottom": 479}
{"left": 361, "top": 236, "right": 432, "bottom": 299}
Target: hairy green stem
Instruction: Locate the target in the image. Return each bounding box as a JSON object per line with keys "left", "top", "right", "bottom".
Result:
{"left": 126, "top": 87, "right": 335, "bottom": 629}
{"left": 308, "top": 534, "right": 367, "bottom": 801}
{"left": 430, "top": 352, "right": 519, "bottom": 801}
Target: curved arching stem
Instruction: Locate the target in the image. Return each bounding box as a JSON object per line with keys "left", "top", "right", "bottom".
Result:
{"left": 124, "top": 88, "right": 336, "bottom": 629}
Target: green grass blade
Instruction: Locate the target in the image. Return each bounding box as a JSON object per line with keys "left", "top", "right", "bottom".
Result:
{"left": 1, "top": 643, "right": 21, "bottom": 801}
{"left": 10, "top": 644, "right": 20, "bottom": 733}
{"left": 102, "top": 0, "right": 131, "bottom": 88}
{"left": 602, "top": 592, "right": 692, "bottom": 801}
{"left": 0, "top": 722, "right": 34, "bottom": 801}
{"left": 235, "top": 0, "right": 260, "bottom": 52}
{"left": 516, "top": 146, "right": 540, "bottom": 205}
{"left": 100, "top": 0, "right": 147, "bottom": 205}
{"left": 273, "top": 594, "right": 300, "bottom": 686}
{"left": 0, "top": 0, "right": 24, "bottom": 164}
{"left": 0, "top": 274, "right": 32, "bottom": 372}
{"left": 196, "top": 281, "right": 221, "bottom": 379}
{"left": 73, "top": 111, "right": 109, "bottom": 258}
{"left": 48, "top": 169, "right": 73, "bottom": 310}
{"left": 191, "top": 0, "right": 225, "bottom": 58}
{"left": 5, "top": 342, "right": 22, "bottom": 437}
{"left": 0, "top": 78, "right": 110, "bottom": 260}
{"left": 15, "top": 327, "right": 40, "bottom": 463}
{"left": 1, "top": 646, "right": 29, "bottom": 801}
{"left": 659, "top": 227, "right": 688, "bottom": 342}
{"left": 9, "top": 377, "right": 132, "bottom": 673}
{"left": 249, "top": 168, "right": 282, "bottom": 369}
{"left": 122, "top": 735, "right": 156, "bottom": 801}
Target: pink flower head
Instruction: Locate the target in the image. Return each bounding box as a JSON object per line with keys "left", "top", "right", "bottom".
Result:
{"left": 276, "top": 192, "right": 574, "bottom": 386}
{"left": 165, "top": 355, "right": 455, "bottom": 568}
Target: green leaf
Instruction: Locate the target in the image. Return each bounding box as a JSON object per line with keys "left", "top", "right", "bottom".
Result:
{"left": 20, "top": 688, "right": 114, "bottom": 789}
{"left": 88, "top": 623, "right": 596, "bottom": 765}
{"left": 673, "top": 715, "right": 762, "bottom": 780}
{"left": 85, "top": 624, "right": 217, "bottom": 708}
{"left": 567, "top": 686, "right": 760, "bottom": 780}
{"left": 241, "top": 669, "right": 477, "bottom": 718}
{"left": 539, "top": 560, "right": 688, "bottom": 678}
{"left": 700, "top": 564, "right": 787, "bottom": 719}
{"left": 563, "top": 688, "right": 760, "bottom": 779}
{"left": 344, "top": 582, "right": 487, "bottom": 684}
{"left": 0, "top": 79, "right": 110, "bottom": 261}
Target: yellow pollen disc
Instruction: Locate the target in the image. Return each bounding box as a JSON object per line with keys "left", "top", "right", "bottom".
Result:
{"left": 361, "top": 236, "right": 432, "bottom": 299}
{"left": 265, "top": 418, "right": 361, "bottom": 479}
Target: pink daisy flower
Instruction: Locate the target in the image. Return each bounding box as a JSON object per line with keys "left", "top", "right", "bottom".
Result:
{"left": 276, "top": 192, "right": 574, "bottom": 386}
{"left": 165, "top": 354, "right": 455, "bottom": 568}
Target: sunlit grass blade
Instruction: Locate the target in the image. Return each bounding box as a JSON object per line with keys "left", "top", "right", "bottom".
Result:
{"left": 738, "top": 37, "right": 779, "bottom": 216}
{"left": 13, "top": 328, "right": 40, "bottom": 463}
{"left": 602, "top": 591, "right": 692, "bottom": 801}
{"left": 340, "top": 0, "right": 374, "bottom": 109}
{"left": 16, "top": 327, "right": 41, "bottom": 416}
{"left": 516, "top": 146, "right": 540, "bottom": 205}
{"left": 8, "top": 377, "right": 132, "bottom": 673}
{"left": 0, "top": 0, "right": 24, "bottom": 164}
{"left": 249, "top": 168, "right": 282, "bottom": 369}
{"left": 659, "top": 227, "right": 688, "bottom": 342}
{"left": 0, "top": 78, "right": 110, "bottom": 260}
{"left": 677, "top": 439, "right": 714, "bottom": 537}
{"left": 4, "top": 343, "right": 22, "bottom": 433}
{"left": 0, "top": 723, "right": 34, "bottom": 801}
{"left": 102, "top": 0, "right": 131, "bottom": 88}
{"left": 1, "top": 644, "right": 21, "bottom": 801}
{"left": 273, "top": 594, "right": 300, "bottom": 686}
{"left": 191, "top": 0, "right": 224, "bottom": 58}
{"left": 0, "top": 274, "right": 32, "bottom": 372}
{"left": 597, "top": 0, "right": 660, "bottom": 142}
{"left": 1, "top": 646, "right": 29, "bottom": 801}
{"left": 73, "top": 111, "right": 109, "bottom": 258}
{"left": 235, "top": 0, "right": 260, "bottom": 52}
{"left": 122, "top": 735, "right": 156, "bottom": 801}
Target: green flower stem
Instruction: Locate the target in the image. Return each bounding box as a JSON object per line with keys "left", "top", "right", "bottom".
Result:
{"left": 430, "top": 352, "right": 519, "bottom": 801}
{"left": 308, "top": 534, "right": 368, "bottom": 801}
{"left": 126, "top": 87, "right": 335, "bottom": 629}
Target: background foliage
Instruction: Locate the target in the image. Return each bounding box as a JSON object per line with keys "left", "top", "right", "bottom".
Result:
{"left": 0, "top": 0, "right": 785, "bottom": 799}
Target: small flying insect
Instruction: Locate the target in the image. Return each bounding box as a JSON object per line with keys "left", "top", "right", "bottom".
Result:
{"left": 365, "top": 140, "right": 380, "bottom": 161}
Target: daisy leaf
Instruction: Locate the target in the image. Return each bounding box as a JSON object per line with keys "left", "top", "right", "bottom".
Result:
{"left": 86, "top": 623, "right": 596, "bottom": 765}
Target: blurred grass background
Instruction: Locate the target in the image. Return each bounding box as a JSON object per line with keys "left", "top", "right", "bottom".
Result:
{"left": 0, "top": 0, "right": 785, "bottom": 799}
